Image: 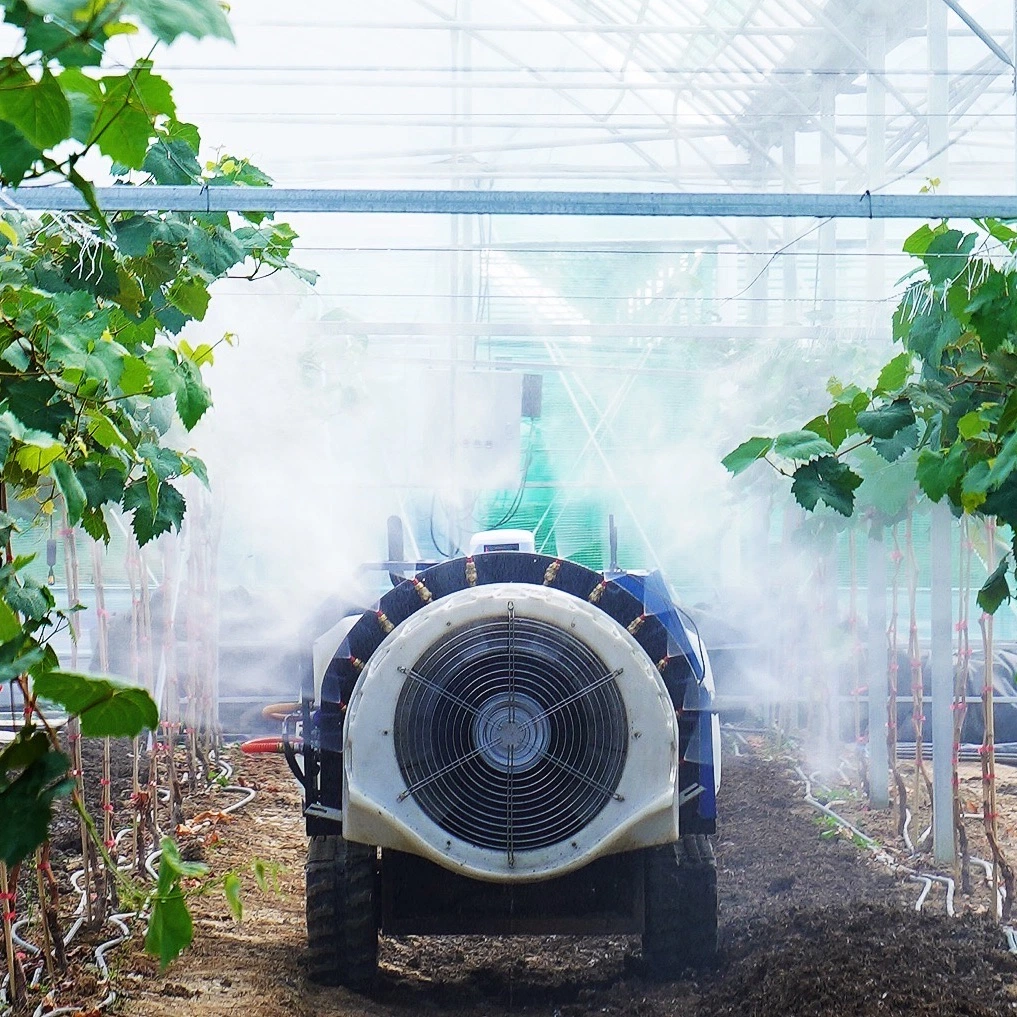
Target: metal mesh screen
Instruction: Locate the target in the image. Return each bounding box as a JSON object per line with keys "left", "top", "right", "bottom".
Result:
{"left": 394, "top": 612, "right": 628, "bottom": 858}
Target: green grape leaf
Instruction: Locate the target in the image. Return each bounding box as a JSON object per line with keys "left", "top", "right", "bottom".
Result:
{"left": 790, "top": 456, "right": 863, "bottom": 517}
{"left": 0, "top": 745, "right": 72, "bottom": 867}
{"left": 874, "top": 353, "right": 913, "bottom": 397}
{"left": 989, "top": 431, "right": 1017, "bottom": 488}
{"left": 924, "top": 229, "right": 977, "bottom": 286}
{"left": 33, "top": 671, "right": 158, "bottom": 737}
{"left": 873, "top": 423, "right": 919, "bottom": 463}
{"left": 127, "top": 0, "right": 234, "bottom": 44}
{"left": 145, "top": 886, "right": 193, "bottom": 971}
{"left": 124, "top": 479, "right": 186, "bottom": 545}
{"left": 174, "top": 360, "right": 212, "bottom": 429}
{"left": 721, "top": 436, "right": 773, "bottom": 475}
{"left": 5, "top": 378, "right": 74, "bottom": 437}
{"left": 856, "top": 400, "right": 916, "bottom": 440}
{"left": 50, "top": 460, "right": 86, "bottom": 526}
{"left": 0, "top": 65, "right": 70, "bottom": 150}
{"left": 0, "top": 121, "right": 42, "bottom": 185}
{"left": 916, "top": 445, "right": 966, "bottom": 502}
{"left": 773, "top": 430, "right": 835, "bottom": 461}
{"left": 224, "top": 872, "right": 243, "bottom": 921}
{"left": 978, "top": 556, "right": 1013, "bottom": 614}
{"left": 0, "top": 597, "right": 20, "bottom": 643}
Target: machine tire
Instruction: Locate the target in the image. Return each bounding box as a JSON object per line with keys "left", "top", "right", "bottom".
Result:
{"left": 642, "top": 834, "right": 718, "bottom": 978}
{"left": 306, "top": 834, "right": 378, "bottom": 989}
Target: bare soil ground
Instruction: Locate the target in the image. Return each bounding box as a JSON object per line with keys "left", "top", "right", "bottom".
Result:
{"left": 100, "top": 742, "right": 1017, "bottom": 1017}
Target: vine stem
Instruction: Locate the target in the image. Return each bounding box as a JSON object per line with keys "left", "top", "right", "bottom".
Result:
{"left": 0, "top": 860, "right": 26, "bottom": 1013}
{"left": 37, "top": 843, "right": 65, "bottom": 972}
{"left": 14, "top": 677, "right": 130, "bottom": 904}
{"left": 888, "top": 524, "right": 908, "bottom": 837}
{"left": 848, "top": 528, "right": 869, "bottom": 795}
{"left": 33, "top": 847, "right": 55, "bottom": 984}
{"left": 134, "top": 539, "right": 162, "bottom": 838}
{"left": 979, "top": 517, "right": 1015, "bottom": 917}
{"left": 92, "top": 541, "right": 114, "bottom": 917}
{"left": 61, "top": 516, "right": 95, "bottom": 926}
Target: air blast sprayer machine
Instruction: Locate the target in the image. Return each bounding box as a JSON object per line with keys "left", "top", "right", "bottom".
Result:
{"left": 257, "top": 522, "right": 720, "bottom": 989}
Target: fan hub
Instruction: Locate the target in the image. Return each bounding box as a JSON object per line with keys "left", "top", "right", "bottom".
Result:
{"left": 472, "top": 692, "right": 550, "bottom": 773}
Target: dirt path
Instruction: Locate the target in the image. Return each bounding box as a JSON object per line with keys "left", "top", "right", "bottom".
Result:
{"left": 116, "top": 748, "right": 1017, "bottom": 1017}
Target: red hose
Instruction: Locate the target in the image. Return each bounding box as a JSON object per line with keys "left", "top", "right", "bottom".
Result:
{"left": 241, "top": 737, "right": 301, "bottom": 755}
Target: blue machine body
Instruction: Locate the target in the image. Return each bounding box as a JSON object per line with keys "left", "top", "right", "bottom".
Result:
{"left": 314, "top": 551, "right": 718, "bottom": 836}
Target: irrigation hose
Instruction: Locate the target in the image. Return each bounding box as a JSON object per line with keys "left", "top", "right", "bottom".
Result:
{"left": 1, "top": 749, "right": 258, "bottom": 1017}
{"left": 903, "top": 808, "right": 915, "bottom": 855}
{"left": 909, "top": 875, "right": 933, "bottom": 911}
{"left": 795, "top": 766, "right": 956, "bottom": 916}
{"left": 970, "top": 855, "right": 1008, "bottom": 920}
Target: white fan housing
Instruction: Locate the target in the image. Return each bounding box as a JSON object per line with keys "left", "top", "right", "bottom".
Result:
{"left": 342, "top": 583, "right": 681, "bottom": 882}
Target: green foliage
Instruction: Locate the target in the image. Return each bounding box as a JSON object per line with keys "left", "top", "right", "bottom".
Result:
{"left": 790, "top": 456, "right": 864, "bottom": 517}
{"left": 0, "top": 727, "right": 73, "bottom": 866}
{"left": 223, "top": 872, "right": 243, "bottom": 921}
{"left": 0, "top": 3, "right": 313, "bottom": 554}
{"left": 251, "top": 857, "right": 281, "bottom": 893}
{"left": 816, "top": 814, "right": 840, "bottom": 839}
{"left": 0, "top": 0, "right": 315, "bottom": 968}
{"left": 721, "top": 436, "right": 773, "bottom": 475}
{"left": 855, "top": 400, "right": 915, "bottom": 440}
{"left": 145, "top": 837, "right": 208, "bottom": 970}
{"left": 34, "top": 671, "right": 159, "bottom": 736}
{"left": 773, "top": 430, "right": 836, "bottom": 461}
{"left": 978, "top": 557, "right": 1012, "bottom": 614}
{"left": 0, "top": 1, "right": 231, "bottom": 189}
{"left": 725, "top": 218, "right": 1017, "bottom": 609}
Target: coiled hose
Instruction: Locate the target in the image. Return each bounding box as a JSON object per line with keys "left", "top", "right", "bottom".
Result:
{"left": 0, "top": 750, "right": 257, "bottom": 1017}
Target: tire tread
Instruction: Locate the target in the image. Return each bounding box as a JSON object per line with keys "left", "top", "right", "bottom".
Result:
{"left": 642, "top": 833, "right": 718, "bottom": 978}
{"left": 306, "top": 834, "right": 378, "bottom": 988}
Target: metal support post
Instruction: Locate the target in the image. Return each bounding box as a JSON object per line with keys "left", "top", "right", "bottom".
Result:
{"left": 819, "top": 78, "right": 837, "bottom": 320}
{"left": 867, "top": 23, "right": 887, "bottom": 313}
{"left": 750, "top": 154, "right": 768, "bottom": 327}
{"left": 868, "top": 527, "right": 889, "bottom": 809}
{"left": 929, "top": 0, "right": 950, "bottom": 185}
{"left": 782, "top": 125, "right": 798, "bottom": 325}
{"left": 930, "top": 501, "right": 955, "bottom": 863}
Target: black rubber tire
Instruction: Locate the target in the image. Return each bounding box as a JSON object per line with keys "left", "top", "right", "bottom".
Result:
{"left": 642, "top": 834, "right": 718, "bottom": 979}
{"left": 305, "top": 834, "right": 378, "bottom": 989}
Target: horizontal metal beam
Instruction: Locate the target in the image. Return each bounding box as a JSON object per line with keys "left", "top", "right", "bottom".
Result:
{"left": 5, "top": 186, "right": 1017, "bottom": 218}
{"left": 228, "top": 21, "right": 860, "bottom": 35}
{"left": 306, "top": 321, "right": 889, "bottom": 341}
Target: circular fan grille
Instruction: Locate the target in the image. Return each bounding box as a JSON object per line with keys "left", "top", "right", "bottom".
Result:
{"left": 393, "top": 609, "right": 628, "bottom": 856}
